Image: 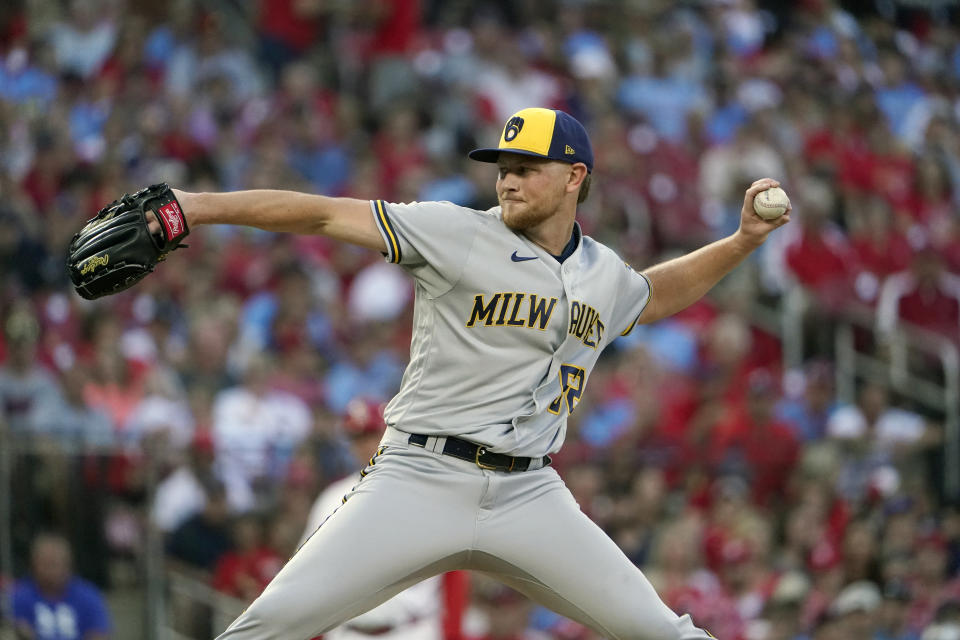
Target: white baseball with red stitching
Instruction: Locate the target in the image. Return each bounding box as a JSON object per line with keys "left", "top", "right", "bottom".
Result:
{"left": 753, "top": 187, "right": 790, "bottom": 220}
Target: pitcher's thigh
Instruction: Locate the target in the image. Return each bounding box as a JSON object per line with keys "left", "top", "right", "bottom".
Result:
{"left": 216, "top": 456, "right": 476, "bottom": 639}
{"left": 478, "top": 473, "right": 712, "bottom": 640}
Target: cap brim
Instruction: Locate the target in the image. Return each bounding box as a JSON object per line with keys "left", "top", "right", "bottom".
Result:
{"left": 468, "top": 148, "right": 550, "bottom": 163}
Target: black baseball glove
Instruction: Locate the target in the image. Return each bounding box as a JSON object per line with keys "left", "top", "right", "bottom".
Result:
{"left": 67, "top": 183, "right": 190, "bottom": 300}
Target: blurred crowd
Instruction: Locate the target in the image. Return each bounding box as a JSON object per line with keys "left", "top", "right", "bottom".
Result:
{"left": 2, "top": 0, "right": 960, "bottom": 638}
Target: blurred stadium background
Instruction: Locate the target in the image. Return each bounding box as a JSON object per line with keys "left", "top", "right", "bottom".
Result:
{"left": 2, "top": 0, "right": 960, "bottom": 638}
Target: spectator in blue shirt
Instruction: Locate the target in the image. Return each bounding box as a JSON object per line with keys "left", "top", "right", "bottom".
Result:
{"left": 12, "top": 533, "right": 111, "bottom": 640}
{"left": 777, "top": 360, "right": 838, "bottom": 442}
{"left": 618, "top": 46, "right": 708, "bottom": 143}
{"left": 875, "top": 50, "right": 927, "bottom": 143}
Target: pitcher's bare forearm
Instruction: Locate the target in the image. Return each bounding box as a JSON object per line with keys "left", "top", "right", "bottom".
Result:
{"left": 173, "top": 190, "right": 387, "bottom": 252}
{"left": 639, "top": 233, "right": 756, "bottom": 324}
{"left": 638, "top": 177, "right": 790, "bottom": 324}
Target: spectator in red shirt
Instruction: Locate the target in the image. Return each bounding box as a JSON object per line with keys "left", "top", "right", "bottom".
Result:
{"left": 469, "top": 578, "right": 550, "bottom": 640}
{"left": 784, "top": 178, "right": 855, "bottom": 312}
{"left": 212, "top": 515, "right": 282, "bottom": 601}
{"left": 709, "top": 370, "right": 800, "bottom": 507}
{"left": 652, "top": 512, "right": 747, "bottom": 640}
{"left": 908, "top": 155, "right": 954, "bottom": 231}
{"left": 365, "top": 0, "right": 421, "bottom": 59}
{"left": 834, "top": 92, "right": 914, "bottom": 214}
{"left": 877, "top": 245, "right": 960, "bottom": 343}
{"left": 864, "top": 127, "right": 916, "bottom": 219}
{"left": 371, "top": 107, "right": 428, "bottom": 200}
{"left": 804, "top": 107, "right": 866, "bottom": 181}
{"left": 848, "top": 196, "right": 913, "bottom": 306}
{"left": 938, "top": 213, "right": 960, "bottom": 276}
{"left": 802, "top": 539, "right": 846, "bottom": 631}
{"left": 257, "top": 0, "right": 325, "bottom": 78}
{"left": 21, "top": 133, "right": 67, "bottom": 214}
{"left": 82, "top": 335, "right": 144, "bottom": 433}
{"left": 904, "top": 534, "right": 960, "bottom": 634}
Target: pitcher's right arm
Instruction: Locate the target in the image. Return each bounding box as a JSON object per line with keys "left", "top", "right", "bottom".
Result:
{"left": 173, "top": 189, "right": 386, "bottom": 253}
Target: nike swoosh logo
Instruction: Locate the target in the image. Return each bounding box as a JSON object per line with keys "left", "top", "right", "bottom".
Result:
{"left": 511, "top": 251, "right": 538, "bottom": 262}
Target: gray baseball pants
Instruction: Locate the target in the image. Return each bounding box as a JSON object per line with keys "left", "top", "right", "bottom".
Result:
{"left": 215, "top": 427, "right": 712, "bottom": 640}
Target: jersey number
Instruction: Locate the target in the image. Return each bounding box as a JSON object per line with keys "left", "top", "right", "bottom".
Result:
{"left": 34, "top": 602, "right": 78, "bottom": 639}
{"left": 548, "top": 364, "right": 586, "bottom": 415}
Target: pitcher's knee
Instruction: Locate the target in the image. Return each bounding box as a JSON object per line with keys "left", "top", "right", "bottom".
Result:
{"left": 608, "top": 612, "right": 711, "bottom": 640}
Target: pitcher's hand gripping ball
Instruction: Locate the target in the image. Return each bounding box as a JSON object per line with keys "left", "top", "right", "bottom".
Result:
{"left": 67, "top": 183, "right": 189, "bottom": 300}
{"left": 753, "top": 186, "right": 790, "bottom": 221}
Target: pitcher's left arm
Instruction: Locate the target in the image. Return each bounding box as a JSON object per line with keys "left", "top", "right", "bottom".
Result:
{"left": 638, "top": 177, "right": 791, "bottom": 325}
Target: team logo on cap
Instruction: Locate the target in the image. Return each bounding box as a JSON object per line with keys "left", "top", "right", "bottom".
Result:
{"left": 504, "top": 116, "right": 524, "bottom": 142}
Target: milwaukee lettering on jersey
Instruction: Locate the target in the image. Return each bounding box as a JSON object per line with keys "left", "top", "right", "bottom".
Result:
{"left": 568, "top": 301, "right": 604, "bottom": 348}
{"left": 157, "top": 201, "right": 186, "bottom": 241}
{"left": 466, "top": 293, "right": 558, "bottom": 330}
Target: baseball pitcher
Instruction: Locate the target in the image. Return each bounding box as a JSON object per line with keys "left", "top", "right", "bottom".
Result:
{"left": 67, "top": 107, "right": 790, "bottom": 639}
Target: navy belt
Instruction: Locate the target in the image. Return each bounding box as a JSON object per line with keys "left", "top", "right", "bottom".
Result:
{"left": 407, "top": 433, "right": 549, "bottom": 472}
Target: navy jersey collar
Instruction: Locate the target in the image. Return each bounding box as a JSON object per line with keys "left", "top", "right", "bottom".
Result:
{"left": 551, "top": 222, "right": 581, "bottom": 264}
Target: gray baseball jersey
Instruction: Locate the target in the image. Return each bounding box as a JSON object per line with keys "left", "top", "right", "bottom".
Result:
{"left": 215, "top": 200, "right": 713, "bottom": 640}
{"left": 370, "top": 199, "right": 652, "bottom": 458}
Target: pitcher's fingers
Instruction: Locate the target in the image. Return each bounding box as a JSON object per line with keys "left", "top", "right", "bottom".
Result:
{"left": 744, "top": 178, "right": 780, "bottom": 204}
{"left": 747, "top": 177, "right": 780, "bottom": 193}
{"left": 147, "top": 209, "right": 161, "bottom": 235}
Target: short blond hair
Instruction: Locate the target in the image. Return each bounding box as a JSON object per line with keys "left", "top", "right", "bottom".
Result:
{"left": 577, "top": 173, "right": 592, "bottom": 204}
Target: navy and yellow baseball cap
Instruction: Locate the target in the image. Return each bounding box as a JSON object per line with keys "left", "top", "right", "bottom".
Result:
{"left": 469, "top": 108, "right": 594, "bottom": 173}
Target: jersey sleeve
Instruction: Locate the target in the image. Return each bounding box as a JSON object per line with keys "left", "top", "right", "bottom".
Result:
{"left": 611, "top": 262, "right": 653, "bottom": 338}
{"left": 79, "top": 583, "right": 112, "bottom": 635}
{"left": 11, "top": 584, "right": 32, "bottom": 626}
{"left": 370, "top": 200, "right": 480, "bottom": 297}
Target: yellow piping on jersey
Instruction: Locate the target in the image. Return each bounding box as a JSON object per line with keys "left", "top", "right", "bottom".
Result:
{"left": 621, "top": 271, "right": 653, "bottom": 336}
{"left": 359, "top": 446, "right": 386, "bottom": 478}
{"left": 376, "top": 200, "right": 401, "bottom": 264}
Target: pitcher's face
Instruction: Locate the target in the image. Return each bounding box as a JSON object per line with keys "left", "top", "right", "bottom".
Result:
{"left": 496, "top": 155, "right": 570, "bottom": 231}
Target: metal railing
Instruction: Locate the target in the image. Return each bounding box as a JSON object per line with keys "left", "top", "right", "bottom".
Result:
{"left": 0, "top": 437, "right": 161, "bottom": 637}
{"left": 836, "top": 319, "right": 960, "bottom": 495}
{"left": 773, "top": 284, "right": 960, "bottom": 497}
{"left": 0, "top": 436, "right": 289, "bottom": 639}
{"left": 164, "top": 571, "right": 246, "bottom": 640}
{"left": 0, "top": 425, "right": 13, "bottom": 635}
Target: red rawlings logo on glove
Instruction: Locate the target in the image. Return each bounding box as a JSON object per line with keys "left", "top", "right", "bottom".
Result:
{"left": 157, "top": 201, "right": 186, "bottom": 241}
